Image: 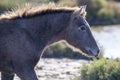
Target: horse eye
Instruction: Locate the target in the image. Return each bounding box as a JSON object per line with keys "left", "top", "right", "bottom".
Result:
{"left": 81, "top": 26, "right": 86, "bottom": 31}
{"left": 78, "top": 26, "right": 86, "bottom": 31}
{"left": 74, "top": 17, "right": 78, "bottom": 20}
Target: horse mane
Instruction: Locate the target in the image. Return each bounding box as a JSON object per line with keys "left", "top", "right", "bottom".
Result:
{"left": 0, "top": 3, "right": 86, "bottom": 20}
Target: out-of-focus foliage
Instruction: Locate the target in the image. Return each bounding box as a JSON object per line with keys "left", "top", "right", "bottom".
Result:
{"left": 74, "top": 58, "right": 120, "bottom": 80}
{"left": 77, "top": 0, "right": 120, "bottom": 25}
{"left": 1, "top": 0, "right": 120, "bottom": 25}
{"left": 98, "top": 8, "right": 114, "bottom": 21}
{"left": 57, "top": 0, "right": 77, "bottom": 7}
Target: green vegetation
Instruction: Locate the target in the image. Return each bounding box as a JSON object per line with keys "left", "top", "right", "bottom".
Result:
{"left": 0, "top": 0, "right": 120, "bottom": 25}
{"left": 74, "top": 58, "right": 120, "bottom": 80}
{"left": 77, "top": 0, "right": 120, "bottom": 25}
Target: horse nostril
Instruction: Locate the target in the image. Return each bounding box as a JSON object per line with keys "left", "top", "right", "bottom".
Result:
{"left": 97, "top": 49, "right": 100, "bottom": 54}
{"left": 88, "top": 50, "right": 92, "bottom": 54}
{"left": 88, "top": 50, "right": 94, "bottom": 55}
{"left": 88, "top": 49, "right": 99, "bottom": 57}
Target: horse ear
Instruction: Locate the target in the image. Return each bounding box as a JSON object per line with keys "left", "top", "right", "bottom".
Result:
{"left": 74, "top": 5, "right": 87, "bottom": 17}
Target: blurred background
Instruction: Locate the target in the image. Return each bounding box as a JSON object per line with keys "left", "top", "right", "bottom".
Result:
{"left": 1, "top": 0, "right": 120, "bottom": 80}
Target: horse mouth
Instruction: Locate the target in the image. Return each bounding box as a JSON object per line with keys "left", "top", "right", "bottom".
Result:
{"left": 69, "top": 43, "right": 99, "bottom": 57}
{"left": 81, "top": 48, "right": 99, "bottom": 57}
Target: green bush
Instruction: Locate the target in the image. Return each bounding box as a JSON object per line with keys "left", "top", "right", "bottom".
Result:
{"left": 75, "top": 58, "right": 120, "bottom": 80}
{"left": 87, "top": 0, "right": 107, "bottom": 11}
{"left": 57, "top": 0, "right": 77, "bottom": 7}
{"left": 98, "top": 8, "right": 114, "bottom": 20}
{"left": 77, "top": 0, "right": 120, "bottom": 25}
{"left": 97, "top": 8, "right": 115, "bottom": 24}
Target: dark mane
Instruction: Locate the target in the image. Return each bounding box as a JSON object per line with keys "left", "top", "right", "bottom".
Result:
{"left": 0, "top": 3, "right": 86, "bottom": 20}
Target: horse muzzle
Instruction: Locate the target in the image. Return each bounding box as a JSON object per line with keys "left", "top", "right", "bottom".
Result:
{"left": 84, "top": 48, "right": 100, "bottom": 57}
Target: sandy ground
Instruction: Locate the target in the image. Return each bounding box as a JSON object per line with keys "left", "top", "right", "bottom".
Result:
{"left": 0, "top": 58, "right": 89, "bottom": 80}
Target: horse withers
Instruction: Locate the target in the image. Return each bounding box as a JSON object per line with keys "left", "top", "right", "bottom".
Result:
{"left": 0, "top": 4, "right": 99, "bottom": 80}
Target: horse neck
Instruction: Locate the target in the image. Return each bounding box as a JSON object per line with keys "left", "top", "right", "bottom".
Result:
{"left": 18, "top": 12, "right": 72, "bottom": 45}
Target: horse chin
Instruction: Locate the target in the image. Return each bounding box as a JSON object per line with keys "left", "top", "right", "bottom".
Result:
{"left": 75, "top": 48, "right": 96, "bottom": 58}
{"left": 65, "top": 42, "right": 98, "bottom": 58}
{"left": 85, "top": 53, "right": 97, "bottom": 58}
{"left": 82, "top": 50, "right": 98, "bottom": 58}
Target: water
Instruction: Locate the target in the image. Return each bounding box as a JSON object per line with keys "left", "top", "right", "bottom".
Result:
{"left": 92, "top": 25, "right": 120, "bottom": 58}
